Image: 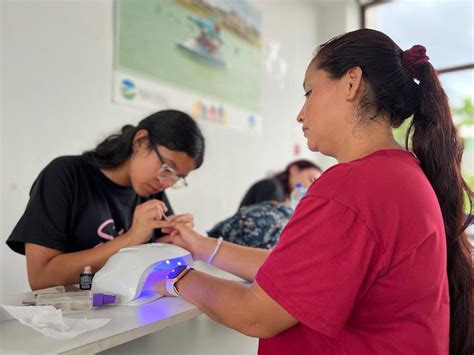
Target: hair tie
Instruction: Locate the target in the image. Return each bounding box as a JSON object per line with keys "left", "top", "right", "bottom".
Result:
{"left": 402, "top": 45, "right": 429, "bottom": 77}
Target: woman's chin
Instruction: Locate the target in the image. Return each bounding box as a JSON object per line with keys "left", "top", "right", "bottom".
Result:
{"left": 135, "top": 185, "right": 152, "bottom": 197}
{"left": 307, "top": 141, "right": 319, "bottom": 152}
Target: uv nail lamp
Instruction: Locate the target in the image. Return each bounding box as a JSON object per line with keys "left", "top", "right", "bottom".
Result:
{"left": 91, "top": 243, "right": 193, "bottom": 305}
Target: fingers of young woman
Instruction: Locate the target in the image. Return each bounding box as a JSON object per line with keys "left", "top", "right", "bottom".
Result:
{"left": 141, "top": 204, "right": 168, "bottom": 222}
{"left": 138, "top": 199, "right": 166, "bottom": 211}
{"left": 128, "top": 209, "right": 169, "bottom": 244}
{"left": 139, "top": 199, "right": 168, "bottom": 218}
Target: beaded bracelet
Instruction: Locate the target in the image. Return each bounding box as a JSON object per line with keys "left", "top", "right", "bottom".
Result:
{"left": 207, "top": 237, "right": 224, "bottom": 265}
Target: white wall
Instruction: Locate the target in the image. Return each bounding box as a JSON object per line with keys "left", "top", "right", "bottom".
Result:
{"left": 1, "top": 0, "right": 356, "bottom": 294}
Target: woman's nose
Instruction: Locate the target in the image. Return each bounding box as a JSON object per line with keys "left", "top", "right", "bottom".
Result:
{"left": 297, "top": 107, "right": 304, "bottom": 123}
{"left": 160, "top": 179, "right": 174, "bottom": 190}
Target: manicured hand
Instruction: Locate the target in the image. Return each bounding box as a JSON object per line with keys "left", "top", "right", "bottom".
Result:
{"left": 153, "top": 278, "right": 170, "bottom": 297}
{"left": 160, "top": 213, "right": 194, "bottom": 234}
{"left": 126, "top": 199, "right": 168, "bottom": 245}
{"left": 159, "top": 223, "right": 210, "bottom": 261}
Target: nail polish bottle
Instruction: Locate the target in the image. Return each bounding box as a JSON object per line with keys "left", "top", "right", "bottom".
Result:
{"left": 80, "top": 266, "right": 94, "bottom": 290}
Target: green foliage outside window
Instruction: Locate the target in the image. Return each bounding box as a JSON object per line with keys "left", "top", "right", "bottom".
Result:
{"left": 453, "top": 97, "right": 474, "bottom": 127}
{"left": 393, "top": 117, "right": 412, "bottom": 147}
{"left": 392, "top": 97, "right": 474, "bottom": 213}
{"left": 454, "top": 98, "right": 474, "bottom": 213}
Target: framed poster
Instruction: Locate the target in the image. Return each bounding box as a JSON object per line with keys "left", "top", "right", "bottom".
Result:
{"left": 114, "top": 0, "right": 263, "bottom": 134}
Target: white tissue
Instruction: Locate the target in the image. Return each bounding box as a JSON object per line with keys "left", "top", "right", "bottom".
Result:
{"left": 1, "top": 305, "right": 110, "bottom": 339}
{"left": 31, "top": 307, "right": 64, "bottom": 329}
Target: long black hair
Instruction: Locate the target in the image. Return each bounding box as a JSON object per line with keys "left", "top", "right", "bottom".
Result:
{"left": 313, "top": 29, "right": 473, "bottom": 354}
{"left": 83, "top": 110, "right": 205, "bottom": 169}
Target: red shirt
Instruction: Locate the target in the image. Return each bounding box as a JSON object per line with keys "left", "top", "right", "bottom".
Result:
{"left": 256, "top": 149, "right": 449, "bottom": 354}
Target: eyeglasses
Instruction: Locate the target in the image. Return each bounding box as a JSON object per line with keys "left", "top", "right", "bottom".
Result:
{"left": 151, "top": 145, "right": 188, "bottom": 189}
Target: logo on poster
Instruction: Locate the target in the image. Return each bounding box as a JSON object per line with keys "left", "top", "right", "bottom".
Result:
{"left": 121, "top": 79, "right": 137, "bottom": 100}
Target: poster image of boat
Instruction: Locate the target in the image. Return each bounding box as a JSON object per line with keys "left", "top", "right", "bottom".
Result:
{"left": 115, "top": 0, "right": 262, "bottom": 117}
{"left": 177, "top": 15, "right": 226, "bottom": 68}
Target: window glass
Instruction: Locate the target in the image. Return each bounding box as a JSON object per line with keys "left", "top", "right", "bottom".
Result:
{"left": 366, "top": 1, "right": 474, "bottom": 193}
{"left": 365, "top": 0, "right": 474, "bottom": 68}
{"left": 440, "top": 70, "right": 474, "bottom": 189}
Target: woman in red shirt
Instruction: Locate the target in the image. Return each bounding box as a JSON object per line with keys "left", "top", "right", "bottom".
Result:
{"left": 157, "top": 29, "right": 472, "bottom": 355}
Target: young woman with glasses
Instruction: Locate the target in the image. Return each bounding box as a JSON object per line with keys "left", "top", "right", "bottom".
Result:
{"left": 6, "top": 110, "right": 205, "bottom": 291}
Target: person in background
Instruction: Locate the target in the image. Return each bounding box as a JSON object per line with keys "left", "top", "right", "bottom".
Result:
{"left": 208, "top": 161, "right": 323, "bottom": 249}
{"left": 157, "top": 29, "right": 473, "bottom": 355}
{"left": 6, "top": 110, "right": 205, "bottom": 291}
{"left": 239, "top": 160, "right": 322, "bottom": 208}
{"left": 207, "top": 201, "right": 293, "bottom": 249}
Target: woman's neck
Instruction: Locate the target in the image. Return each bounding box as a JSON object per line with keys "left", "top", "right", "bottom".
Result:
{"left": 336, "top": 119, "right": 403, "bottom": 163}
{"left": 100, "top": 160, "right": 132, "bottom": 187}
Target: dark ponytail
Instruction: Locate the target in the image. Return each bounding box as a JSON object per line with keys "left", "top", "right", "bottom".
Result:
{"left": 83, "top": 110, "right": 205, "bottom": 169}
{"left": 83, "top": 125, "right": 139, "bottom": 168}
{"left": 314, "top": 29, "right": 473, "bottom": 354}
{"left": 408, "top": 62, "right": 473, "bottom": 355}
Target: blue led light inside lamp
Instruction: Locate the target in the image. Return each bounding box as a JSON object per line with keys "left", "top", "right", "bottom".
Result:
{"left": 91, "top": 244, "right": 194, "bottom": 305}
{"left": 135, "top": 256, "right": 189, "bottom": 302}
{"left": 151, "top": 257, "right": 187, "bottom": 271}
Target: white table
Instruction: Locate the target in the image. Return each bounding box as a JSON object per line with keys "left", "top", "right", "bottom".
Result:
{"left": 0, "top": 262, "right": 250, "bottom": 354}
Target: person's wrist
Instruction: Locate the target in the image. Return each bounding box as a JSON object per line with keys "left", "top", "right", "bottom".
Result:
{"left": 118, "top": 229, "right": 140, "bottom": 247}
{"left": 114, "top": 231, "right": 136, "bottom": 248}
{"left": 165, "top": 265, "right": 194, "bottom": 297}
{"left": 173, "top": 268, "right": 195, "bottom": 296}
{"left": 194, "top": 236, "right": 216, "bottom": 262}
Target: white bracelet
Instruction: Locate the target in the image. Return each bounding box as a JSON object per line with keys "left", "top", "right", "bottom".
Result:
{"left": 207, "top": 237, "right": 223, "bottom": 265}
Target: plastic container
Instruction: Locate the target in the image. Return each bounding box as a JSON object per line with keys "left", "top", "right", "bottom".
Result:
{"left": 290, "top": 182, "right": 306, "bottom": 210}
{"left": 35, "top": 290, "right": 118, "bottom": 312}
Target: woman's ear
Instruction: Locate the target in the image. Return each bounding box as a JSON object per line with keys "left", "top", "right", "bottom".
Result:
{"left": 345, "top": 67, "right": 363, "bottom": 101}
{"left": 132, "top": 129, "right": 149, "bottom": 151}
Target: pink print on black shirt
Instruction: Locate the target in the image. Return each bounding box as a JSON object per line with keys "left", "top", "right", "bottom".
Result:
{"left": 94, "top": 219, "right": 124, "bottom": 247}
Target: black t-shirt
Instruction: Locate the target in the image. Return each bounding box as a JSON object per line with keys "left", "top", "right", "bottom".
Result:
{"left": 6, "top": 155, "right": 173, "bottom": 255}
{"left": 239, "top": 178, "right": 285, "bottom": 208}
